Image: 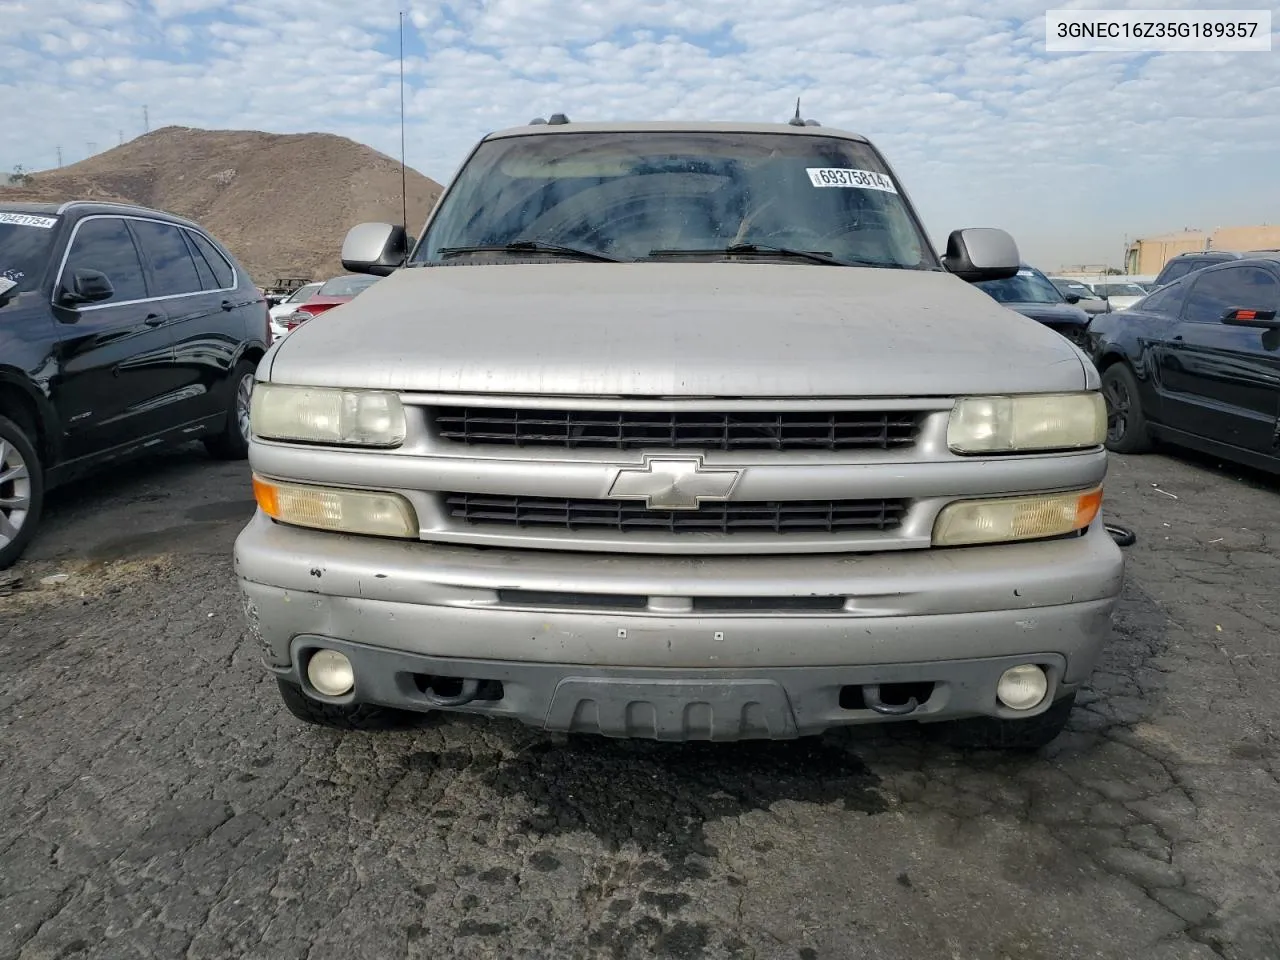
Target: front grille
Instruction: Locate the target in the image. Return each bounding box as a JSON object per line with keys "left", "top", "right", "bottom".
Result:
{"left": 434, "top": 407, "right": 919, "bottom": 451}
{"left": 691, "top": 596, "right": 846, "bottom": 613}
{"left": 444, "top": 493, "right": 906, "bottom": 535}
{"left": 493, "top": 591, "right": 847, "bottom": 613}
{"left": 496, "top": 590, "right": 649, "bottom": 610}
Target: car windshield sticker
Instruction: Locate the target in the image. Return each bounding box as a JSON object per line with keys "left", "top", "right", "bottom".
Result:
{"left": 0, "top": 212, "right": 57, "bottom": 228}
{"left": 805, "top": 168, "right": 897, "bottom": 193}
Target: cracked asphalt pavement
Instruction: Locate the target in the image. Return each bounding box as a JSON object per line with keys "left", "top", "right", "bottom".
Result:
{"left": 2, "top": 445, "right": 1278, "bottom": 960}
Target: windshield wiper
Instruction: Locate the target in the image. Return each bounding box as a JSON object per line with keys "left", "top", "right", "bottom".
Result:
{"left": 647, "top": 243, "right": 903, "bottom": 268}
{"left": 438, "top": 240, "right": 624, "bottom": 263}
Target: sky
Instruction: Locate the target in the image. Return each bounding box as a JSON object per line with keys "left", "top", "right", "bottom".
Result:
{"left": 1, "top": 0, "right": 1276, "bottom": 269}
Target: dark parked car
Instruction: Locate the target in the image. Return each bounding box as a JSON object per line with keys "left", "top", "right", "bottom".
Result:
{"left": 1049, "top": 276, "right": 1112, "bottom": 317}
{"left": 1151, "top": 250, "right": 1280, "bottom": 290}
{"left": 1088, "top": 255, "right": 1280, "bottom": 470}
{"left": 974, "top": 263, "right": 1092, "bottom": 348}
{"left": 0, "top": 201, "right": 269, "bottom": 568}
{"left": 1151, "top": 251, "right": 1248, "bottom": 289}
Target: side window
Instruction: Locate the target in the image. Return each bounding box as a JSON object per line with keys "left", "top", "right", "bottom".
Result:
{"left": 187, "top": 230, "right": 235, "bottom": 289}
{"left": 129, "top": 220, "right": 202, "bottom": 297}
{"left": 1137, "top": 279, "right": 1187, "bottom": 318}
{"left": 1159, "top": 260, "right": 1195, "bottom": 284}
{"left": 1182, "top": 266, "right": 1271, "bottom": 324}
{"left": 60, "top": 217, "right": 149, "bottom": 304}
{"left": 181, "top": 230, "right": 218, "bottom": 291}
{"left": 1243, "top": 266, "right": 1280, "bottom": 309}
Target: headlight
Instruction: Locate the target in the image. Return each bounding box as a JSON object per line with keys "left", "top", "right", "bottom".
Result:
{"left": 253, "top": 476, "right": 418, "bottom": 538}
{"left": 947, "top": 393, "right": 1105, "bottom": 454}
{"left": 932, "top": 487, "right": 1102, "bottom": 547}
{"left": 250, "top": 383, "right": 406, "bottom": 446}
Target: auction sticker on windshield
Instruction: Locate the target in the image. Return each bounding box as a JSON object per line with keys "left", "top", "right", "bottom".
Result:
{"left": 0, "top": 213, "right": 58, "bottom": 228}
{"left": 805, "top": 168, "right": 897, "bottom": 192}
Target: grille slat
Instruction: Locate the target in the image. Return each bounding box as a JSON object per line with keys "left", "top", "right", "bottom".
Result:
{"left": 435, "top": 407, "right": 919, "bottom": 451}
{"left": 445, "top": 494, "right": 905, "bottom": 535}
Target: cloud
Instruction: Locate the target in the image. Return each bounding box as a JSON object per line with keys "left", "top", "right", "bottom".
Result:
{"left": 2, "top": 0, "right": 1276, "bottom": 267}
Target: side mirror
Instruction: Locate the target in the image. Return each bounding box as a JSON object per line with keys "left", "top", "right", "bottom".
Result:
{"left": 341, "top": 222, "right": 408, "bottom": 276}
{"left": 60, "top": 269, "right": 115, "bottom": 305}
{"left": 1064, "top": 293, "right": 1081, "bottom": 304}
{"left": 942, "top": 228, "right": 1020, "bottom": 282}
{"left": 1222, "top": 307, "right": 1280, "bottom": 329}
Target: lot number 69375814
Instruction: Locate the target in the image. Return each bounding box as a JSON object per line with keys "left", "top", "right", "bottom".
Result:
{"left": 805, "top": 168, "right": 897, "bottom": 192}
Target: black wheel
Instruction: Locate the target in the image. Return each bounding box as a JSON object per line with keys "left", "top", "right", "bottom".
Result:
{"left": 204, "top": 360, "right": 256, "bottom": 461}
{"left": 275, "top": 679, "right": 422, "bottom": 731}
{"left": 0, "top": 415, "right": 43, "bottom": 571}
{"left": 926, "top": 692, "right": 1076, "bottom": 751}
{"left": 1100, "top": 363, "right": 1152, "bottom": 454}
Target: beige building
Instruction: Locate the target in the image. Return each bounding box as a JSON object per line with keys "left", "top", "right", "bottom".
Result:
{"left": 1126, "top": 225, "right": 1280, "bottom": 274}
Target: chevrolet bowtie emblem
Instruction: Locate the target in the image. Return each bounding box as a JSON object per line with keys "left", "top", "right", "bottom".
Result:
{"left": 608, "top": 457, "right": 742, "bottom": 511}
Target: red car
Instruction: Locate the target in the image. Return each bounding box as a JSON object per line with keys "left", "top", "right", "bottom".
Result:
{"left": 280, "top": 274, "right": 381, "bottom": 332}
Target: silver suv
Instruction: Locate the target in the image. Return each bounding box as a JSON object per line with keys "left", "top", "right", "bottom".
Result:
{"left": 235, "top": 119, "right": 1124, "bottom": 749}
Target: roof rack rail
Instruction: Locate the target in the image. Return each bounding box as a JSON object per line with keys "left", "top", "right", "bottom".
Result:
{"left": 55, "top": 199, "right": 155, "bottom": 215}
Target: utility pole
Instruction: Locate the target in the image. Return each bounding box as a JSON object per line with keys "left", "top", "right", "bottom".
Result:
{"left": 143, "top": 105, "right": 149, "bottom": 133}
{"left": 118, "top": 130, "right": 124, "bottom": 146}
{"left": 56, "top": 145, "right": 63, "bottom": 167}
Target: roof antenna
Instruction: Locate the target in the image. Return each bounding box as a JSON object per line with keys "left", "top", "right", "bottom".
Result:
{"left": 398, "top": 10, "right": 409, "bottom": 236}
{"left": 789, "top": 97, "right": 805, "bottom": 126}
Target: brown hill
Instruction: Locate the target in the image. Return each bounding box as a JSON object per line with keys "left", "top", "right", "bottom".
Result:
{"left": 0, "top": 126, "right": 443, "bottom": 285}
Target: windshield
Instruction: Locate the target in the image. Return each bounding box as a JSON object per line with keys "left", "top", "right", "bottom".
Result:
{"left": 1052, "top": 280, "right": 1098, "bottom": 299}
{"left": 412, "top": 131, "right": 936, "bottom": 269}
{"left": 286, "top": 282, "right": 322, "bottom": 303}
{"left": 0, "top": 215, "right": 60, "bottom": 294}
{"left": 318, "top": 275, "right": 380, "bottom": 297}
{"left": 975, "top": 269, "right": 1064, "bottom": 304}
{"left": 1096, "top": 282, "right": 1147, "bottom": 298}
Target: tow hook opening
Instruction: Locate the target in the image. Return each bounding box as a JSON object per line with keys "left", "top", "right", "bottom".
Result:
{"left": 840, "top": 682, "right": 934, "bottom": 715}
{"left": 412, "top": 674, "right": 504, "bottom": 707}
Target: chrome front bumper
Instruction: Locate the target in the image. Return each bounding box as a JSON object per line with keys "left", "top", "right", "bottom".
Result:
{"left": 235, "top": 512, "right": 1124, "bottom": 739}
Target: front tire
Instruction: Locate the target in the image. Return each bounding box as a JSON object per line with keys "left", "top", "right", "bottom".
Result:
{"left": 927, "top": 692, "right": 1076, "bottom": 751}
{"left": 275, "top": 679, "right": 422, "bottom": 731}
{"left": 0, "top": 415, "right": 43, "bottom": 571}
{"left": 204, "top": 360, "right": 256, "bottom": 461}
{"left": 1101, "top": 363, "right": 1152, "bottom": 454}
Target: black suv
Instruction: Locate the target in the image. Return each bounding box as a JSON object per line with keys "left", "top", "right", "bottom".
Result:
{"left": 0, "top": 201, "right": 269, "bottom": 568}
{"left": 1151, "top": 250, "right": 1280, "bottom": 289}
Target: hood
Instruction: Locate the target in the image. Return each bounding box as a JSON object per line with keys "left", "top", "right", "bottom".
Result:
{"left": 1107, "top": 296, "right": 1142, "bottom": 310}
{"left": 266, "top": 263, "right": 1089, "bottom": 397}
{"left": 1001, "top": 301, "right": 1092, "bottom": 329}
{"left": 1075, "top": 298, "right": 1111, "bottom": 316}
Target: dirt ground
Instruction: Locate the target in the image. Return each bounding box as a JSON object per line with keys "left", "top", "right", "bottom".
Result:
{"left": 2, "top": 445, "right": 1277, "bottom": 960}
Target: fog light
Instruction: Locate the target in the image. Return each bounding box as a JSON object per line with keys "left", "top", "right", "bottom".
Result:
{"left": 996, "top": 664, "right": 1048, "bottom": 711}
{"left": 306, "top": 649, "right": 354, "bottom": 696}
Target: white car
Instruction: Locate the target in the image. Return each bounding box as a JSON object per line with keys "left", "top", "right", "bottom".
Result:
{"left": 1084, "top": 279, "right": 1148, "bottom": 311}
{"left": 269, "top": 282, "right": 323, "bottom": 339}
